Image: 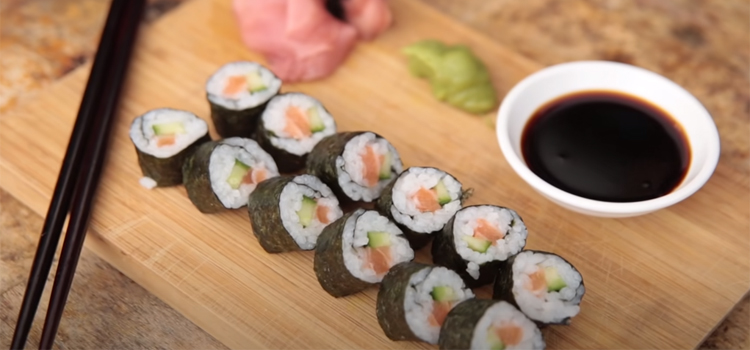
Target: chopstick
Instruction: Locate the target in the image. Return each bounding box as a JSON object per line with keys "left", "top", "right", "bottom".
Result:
{"left": 37, "top": 0, "right": 145, "bottom": 348}
{"left": 9, "top": 0, "right": 145, "bottom": 349}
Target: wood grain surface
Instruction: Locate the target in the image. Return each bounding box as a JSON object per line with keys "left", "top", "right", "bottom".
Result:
{"left": 0, "top": 0, "right": 748, "bottom": 349}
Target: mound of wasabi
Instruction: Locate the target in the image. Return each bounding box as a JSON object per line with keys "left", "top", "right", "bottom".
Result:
{"left": 402, "top": 40, "right": 498, "bottom": 114}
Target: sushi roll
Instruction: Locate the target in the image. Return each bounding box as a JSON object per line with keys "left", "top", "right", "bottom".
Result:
{"left": 432, "top": 205, "right": 528, "bottom": 288}
{"left": 375, "top": 167, "right": 464, "bottom": 250}
{"left": 247, "top": 174, "right": 343, "bottom": 253}
{"left": 376, "top": 262, "right": 474, "bottom": 344}
{"left": 438, "top": 299, "right": 545, "bottom": 350}
{"left": 129, "top": 108, "right": 210, "bottom": 187}
{"left": 314, "top": 209, "right": 414, "bottom": 297}
{"left": 206, "top": 62, "right": 282, "bottom": 138}
{"left": 183, "top": 137, "right": 279, "bottom": 213}
{"left": 306, "top": 132, "right": 403, "bottom": 202}
{"left": 256, "top": 93, "right": 337, "bottom": 172}
{"left": 493, "top": 250, "right": 585, "bottom": 325}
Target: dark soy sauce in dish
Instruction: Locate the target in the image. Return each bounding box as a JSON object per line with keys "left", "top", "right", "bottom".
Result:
{"left": 521, "top": 90, "right": 690, "bottom": 202}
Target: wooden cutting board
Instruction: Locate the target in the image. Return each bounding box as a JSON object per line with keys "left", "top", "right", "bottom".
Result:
{"left": 1, "top": 0, "right": 748, "bottom": 348}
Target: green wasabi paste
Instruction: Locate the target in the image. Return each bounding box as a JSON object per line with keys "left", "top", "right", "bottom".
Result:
{"left": 402, "top": 40, "right": 498, "bottom": 114}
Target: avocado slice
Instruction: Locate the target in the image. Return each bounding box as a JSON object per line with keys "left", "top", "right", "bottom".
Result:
{"left": 379, "top": 152, "right": 392, "bottom": 180}
{"left": 307, "top": 107, "right": 325, "bottom": 132}
{"left": 227, "top": 159, "right": 251, "bottom": 189}
{"left": 430, "top": 286, "right": 456, "bottom": 302}
{"left": 152, "top": 122, "right": 186, "bottom": 136}
{"left": 544, "top": 266, "right": 567, "bottom": 292}
{"left": 367, "top": 231, "right": 391, "bottom": 248}
{"left": 297, "top": 196, "right": 317, "bottom": 228}
{"left": 486, "top": 330, "right": 506, "bottom": 350}
{"left": 461, "top": 235, "right": 491, "bottom": 253}
{"left": 434, "top": 180, "right": 451, "bottom": 205}
{"left": 246, "top": 71, "right": 267, "bottom": 92}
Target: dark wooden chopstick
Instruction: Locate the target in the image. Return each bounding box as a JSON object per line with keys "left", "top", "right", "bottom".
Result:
{"left": 10, "top": 0, "right": 145, "bottom": 349}
{"left": 9, "top": 1, "right": 130, "bottom": 348}
{"left": 37, "top": 1, "right": 145, "bottom": 348}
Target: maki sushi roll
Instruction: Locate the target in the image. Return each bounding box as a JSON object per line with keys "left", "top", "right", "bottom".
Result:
{"left": 376, "top": 167, "right": 463, "bottom": 249}
{"left": 493, "top": 250, "right": 585, "bottom": 325}
{"left": 206, "top": 62, "right": 282, "bottom": 138}
{"left": 439, "top": 299, "right": 545, "bottom": 350}
{"left": 307, "top": 132, "right": 403, "bottom": 202}
{"left": 256, "top": 93, "right": 337, "bottom": 172}
{"left": 183, "top": 137, "right": 279, "bottom": 213}
{"left": 247, "top": 174, "right": 343, "bottom": 253}
{"left": 376, "top": 262, "right": 474, "bottom": 344}
{"left": 129, "top": 108, "right": 210, "bottom": 188}
{"left": 433, "top": 205, "right": 528, "bottom": 288}
{"left": 314, "top": 209, "right": 414, "bottom": 297}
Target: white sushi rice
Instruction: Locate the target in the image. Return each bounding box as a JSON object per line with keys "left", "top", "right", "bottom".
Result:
{"left": 342, "top": 209, "right": 414, "bottom": 283}
{"left": 139, "top": 177, "right": 157, "bottom": 190}
{"left": 470, "top": 301, "right": 545, "bottom": 350}
{"left": 512, "top": 251, "right": 585, "bottom": 323}
{"left": 209, "top": 137, "right": 280, "bottom": 209}
{"left": 278, "top": 175, "right": 343, "bottom": 250}
{"left": 261, "top": 93, "right": 336, "bottom": 155}
{"left": 404, "top": 266, "right": 474, "bottom": 344}
{"left": 129, "top": 108, "right": 208, "bottom": 158}
{"left": 390, "top": 167, "right": 462, "bottom": 233}
{"left": 206, "top": 61, "right": 282, "bottom": 111}
{"left": 336, "top": 132, "right": 403, "bottom": 201}
{"left": 452, "top": 206, "right": 528, "bottom": 280}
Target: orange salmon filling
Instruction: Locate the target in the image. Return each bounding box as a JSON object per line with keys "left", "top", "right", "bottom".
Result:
{"left": 428, "top": 301, "right": 453, "bottom": 327}
{"left": 362, "top": 246, "right": 392, "bottom": 277}
{"left": 525, "top": 269, "right": 547, "bottom": 294}
{"left": 223, "top": 75, "right": 247, "bottom": 96}
{"left": 284, "top": 106, "right": 312, "bottom": 139}
{"left": 473, "top": 219, "right": 505, "bottom": 243}
{"left": 495, "top": 323, "right": 523, "bottom": 346}
{"left": 156, "top": 135, "right": 176, "bottom": 147}
{"left": 412, "top": 187, "right": 441, "bottom": 212}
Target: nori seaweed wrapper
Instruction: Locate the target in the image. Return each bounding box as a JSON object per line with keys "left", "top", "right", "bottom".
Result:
{"left": 135, "top": 133, "right": 210, "bottom": 187}
{"left": 306, "top": 132, "right": 362, "bottom": 202}
{"left": 492, "top": 250, "right": 585, "bottom": 326}
{"left": 314, "top": 210, "right": 373, "bottom": 297}
{"left": 182, "top": 141, "right": 226, "bottom": 213}
{"left": 375, "top": 167, "right": 465, "bottom": 250}
{"left": 438, "top": 299, "right": 497, "bottom": 350}
{"left": 247, "top": 176, "right": 302, "bottom": 253}
{"left": 376, "top": 262, "right": 433, "bottom": 342}
{"left": 432, "top": 205, "right": 525, "bottom": 288}
{"left": 208, "top": 98, "right": 268, "bottom": 139}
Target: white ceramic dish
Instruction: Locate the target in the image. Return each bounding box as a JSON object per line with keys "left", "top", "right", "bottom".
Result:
{"left": 496, "top": 61, "right": 720, "bottom": 217}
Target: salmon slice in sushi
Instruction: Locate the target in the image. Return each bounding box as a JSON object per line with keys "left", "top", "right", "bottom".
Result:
{"left": 493, "top": 250, "right": 585, "bottom": 325}
{"left": 257, "top": 93, "right": 337, "bottom": 172}
{"left": 376, "top": 167, "right": 465, "bottom": 249}
{"left": 377, "top": 262, "right": 474, "bottom": 344}
{"left": 314, "top": 209, "right": 414, "bottom": 297}
{"left": 248, "top": 175, "right": 343, "bottom": 252}
{"left": 183, "top": 137, "right": 279, "bottom": 213}
{"left": 439, "top": 299, "right": 545, "bottom": 350}
{"left": 206, "top": 62, "right": 282, "bottom": 138}
{"left": 433, "top": 205, "right": 528, "bottom": 288}
{"left": 307, "top": 132, "right": 403, "bottom": 202}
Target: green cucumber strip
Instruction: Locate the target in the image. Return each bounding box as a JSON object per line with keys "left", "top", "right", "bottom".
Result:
{"left": 379, "top": 152, "right": 392, "bottom": 180}
{"left": 152, "top": 122, "right": 186, "bottom": 136}
{"left": 430, "top": 286, "right": 456, "bottom": 302}
{"left": 246, "top": 71, "right": 267, "bottom": 92}
{"left": 297, "top": 196, "right": 318, "bottom": 228}
{"left": 544, "top": 266, "right": 567, "bottom": 292}
{"left": 461, "top": 235, "right": 491, "bottom": 253}
{"left": 434, "top": 180, "right": 451, "bottom": 205}
{"left": 367, "top": 231, "right": 391, "bottom": 248}
{"left": 227, "top": 159, "right": 251, "bottom": 189}
{"left": 308, "top": 107, "right": 325, "bottom": 132}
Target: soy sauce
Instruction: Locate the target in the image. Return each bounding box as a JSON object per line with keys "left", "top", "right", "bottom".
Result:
{"left": 521, "top": 91, "right": 690, "bottom": 202}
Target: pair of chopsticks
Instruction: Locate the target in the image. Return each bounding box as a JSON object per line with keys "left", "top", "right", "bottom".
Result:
{"left": 10, "top": 0, "right": 145, "bottom": 349}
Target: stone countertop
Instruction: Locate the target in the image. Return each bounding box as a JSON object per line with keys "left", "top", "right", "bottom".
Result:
{"left": 0, "top": 0, "right": 747, "bottom": 348}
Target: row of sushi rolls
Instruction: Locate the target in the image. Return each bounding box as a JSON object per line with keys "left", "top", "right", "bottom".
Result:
{"left": 129, "top": 61, "right": 585, "bottom": 350}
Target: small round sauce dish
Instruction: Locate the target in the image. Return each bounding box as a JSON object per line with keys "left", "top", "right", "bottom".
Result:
{"left": 496, "top": 61, "right": 720, "bottom": 217}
